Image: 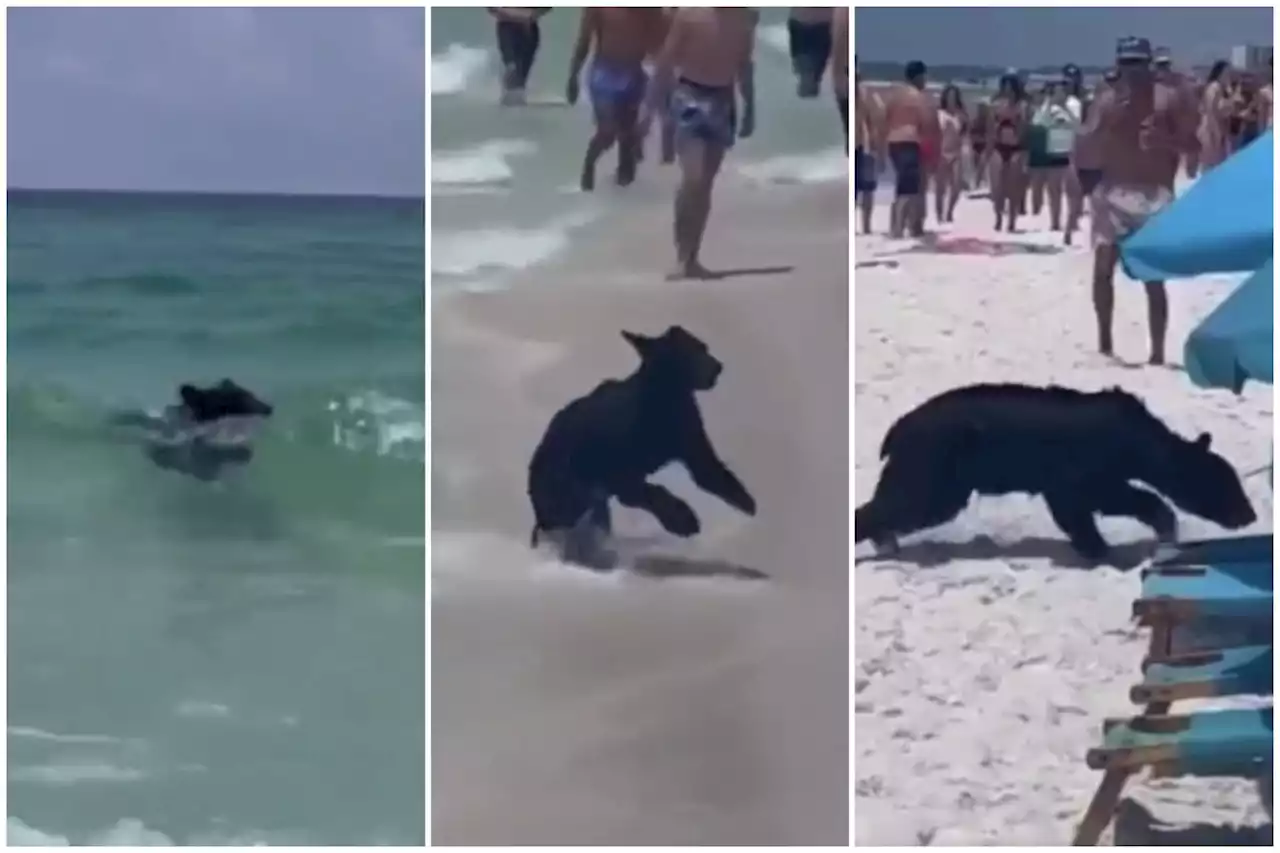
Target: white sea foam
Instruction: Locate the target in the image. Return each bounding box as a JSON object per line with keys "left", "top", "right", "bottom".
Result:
{"left": 758, "top": 23, "right": 790, "bottom": 56}
{"left": 7, "top": 816, "right": 281, "bottom": 846}
{"left": 432, "top": 210, "right": 596, "bottom": 281}
{"left": 737, "top": 146, "right": 848, "bottom": 186}
{"left": 432, "top": 138, "right": 537, "bottom": 190}
{"left": 10, "top": 762, "right": 146, "bottom": 784}
{"left": 431, "top": 43, "right": 489, "bottom": 95}
{"left": 8, "top": 725, "right": 123, "bottom": 745}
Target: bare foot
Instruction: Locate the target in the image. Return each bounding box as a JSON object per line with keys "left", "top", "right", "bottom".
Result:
{"left": 665, "top": 260, "right": 715, "bottom": 280}
{"left": 1149, "top": 352, "right": 1165, "bottom": 366}
{"left": 580, "top": 166, "right": 595, "bottom": 192}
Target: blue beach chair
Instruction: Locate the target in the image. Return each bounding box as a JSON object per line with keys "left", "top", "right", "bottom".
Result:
{"left": 1072, "top": 536, "right": 1274, "bottom": 845}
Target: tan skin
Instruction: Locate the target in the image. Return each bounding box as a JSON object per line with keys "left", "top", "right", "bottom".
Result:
{"left": 986, "top": 82, "right": 1028, "bottom": 232}
{"left": 1077, "top": 61, "right": 1196, "bottom": 364}
{"left": 853, "top": 61, "right": 884, "bottom": 235}
{"left": 643, "top": 8, "right": 757, "bottom": 279}
{"left": 935, "top": 87, "right": 967, "bottom": 223}
{"left": 883, "top": 77, "right": 939, "bottom": 238}
{"left": 566, "top": 7, "right": 664, "bottom": 190}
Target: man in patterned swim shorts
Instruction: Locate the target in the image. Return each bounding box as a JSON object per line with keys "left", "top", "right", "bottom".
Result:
{"left": 1076, "top": 36, "right": 1198, "bottom": 365}
{"left": 642, "top": 7, "right": 758, "bottom": 280}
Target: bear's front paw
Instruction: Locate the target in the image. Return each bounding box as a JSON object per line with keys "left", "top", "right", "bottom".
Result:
{"left": 661, "top": 502, "right": 701, "bottom": 537}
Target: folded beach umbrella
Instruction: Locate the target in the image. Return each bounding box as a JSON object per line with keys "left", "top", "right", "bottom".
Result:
{"left": 1121, "top": 130, "right": 1274, "bottom": 281}
{"left": 1184, "top": 259, "right": 1274, "bottom": 392}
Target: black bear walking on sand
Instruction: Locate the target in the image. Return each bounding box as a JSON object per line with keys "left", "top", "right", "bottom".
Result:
{"left": 856, "top": 383, "right": 1257, "bottom": 562}
{"left": 528, "top": 325, "right": 757, "bottom": 568}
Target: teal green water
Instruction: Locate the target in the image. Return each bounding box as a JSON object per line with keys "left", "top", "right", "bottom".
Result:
{"left": 7, "top": 190, "right": 424, "bottom": 845}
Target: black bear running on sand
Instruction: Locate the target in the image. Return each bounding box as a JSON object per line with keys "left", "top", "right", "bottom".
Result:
{"left": 855, "top": 383, "right": 1257, "bottom": 562}
{"left": 527, "top": 325, "right": 757, "bottom": 568}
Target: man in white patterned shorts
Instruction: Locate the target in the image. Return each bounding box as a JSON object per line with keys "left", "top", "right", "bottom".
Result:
{"left": 1076, "top": 36, "right": 1197, "bottom": 365}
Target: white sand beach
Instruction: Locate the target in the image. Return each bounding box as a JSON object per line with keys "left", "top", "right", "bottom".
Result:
{"left": 854, "top": 193, "right": 1273, "bottom": 845}
{"left": 433, "top": 181, "right": 849, "bottom": 845}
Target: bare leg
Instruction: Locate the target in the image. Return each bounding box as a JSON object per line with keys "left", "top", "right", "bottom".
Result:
{"left": 1093, "top": 243, "right": 1118, "bottom": 355}
{"left": 614, "top": 106, "right": 640, "bottom": 187}
{"left": 659, "top": 115, "right": 676, "bottom": 164}
{"left": 934, "top": 165, "right": 946, "bottom": 223}
{"left": 859, "top": 191, "right": 874, "bottom": 234}
{"left": 1144, "top": 280, "right": 1168, "bottom": 365}
{"left": 990, "top": 155, "right": 1005, "bottom": 230}
{"left": 669, "top": 135, "right": 724, "bottom": 279}
{"left": 947, "top": 161, "right": 962, "bottom": 221}
{"left": 1047, "top": 167, "right": 1064, "bottom": 231}
{"left": 581, "top": 119, "right": 619, "bottom": 192}
{"left": 1031, "top": 170, "right": 1046, "bottom": 216}
{"left": 1064, "top": 169, "right": 1082, "bottom": 245}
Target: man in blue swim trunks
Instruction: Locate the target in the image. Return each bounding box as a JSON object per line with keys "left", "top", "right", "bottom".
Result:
{"left": 642, "top": 7, "right": 758, "bottom": 280}
{"left": 566, "top": 8, "right": 665, "bottom": 190}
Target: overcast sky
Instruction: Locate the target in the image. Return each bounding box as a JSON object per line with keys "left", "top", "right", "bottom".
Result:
{"left": 9, "top": 7, "right": 424, "bottom": 196}
{"left": 855, "top": 7, "right": 1274, "bottom": 67}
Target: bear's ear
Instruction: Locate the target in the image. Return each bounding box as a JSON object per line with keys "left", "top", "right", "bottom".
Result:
{"left": 622, "top": 330, "right": 653, "bottom": 355}
{"left": 1195, "top": 432, "right": 1212, "bottom": 450}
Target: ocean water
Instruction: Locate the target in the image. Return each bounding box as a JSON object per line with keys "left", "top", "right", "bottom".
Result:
{"left": 430, "top": 7, "right": 849, "bottom": 292}
{"left": 7, "top": 190, "right": 425, "bottom": 845}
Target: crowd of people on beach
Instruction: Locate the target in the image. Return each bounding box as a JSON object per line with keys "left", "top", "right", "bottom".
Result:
{"left": 855, "top": 37, "right": 1274, "bottom": 366}
{"left": 486, "top": 7, "right": 849, "bottom": 280}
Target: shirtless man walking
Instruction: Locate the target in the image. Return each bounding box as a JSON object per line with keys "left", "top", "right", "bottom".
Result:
{"left": 1076, "top": 37, "right": 1198, "bottom": 365}
{"left": 852, "top": 53, "right": 883, "bottom": 235}
{"left": 567, "top": 7, "right": 665, "bottom": 190}
{"left": 787, "top": 7, "right": 833, "bottom": 98}
{"left": 642, "top": 7, "right": 757, "bottom": 280}
{"left": 883, "top": 60, "right": 940, "bottom": 238}
{"left": 489, "top": 8, "right": 551, "bottom": 105}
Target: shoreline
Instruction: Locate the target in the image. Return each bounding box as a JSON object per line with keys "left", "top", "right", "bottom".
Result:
{"left": 432, "top": 178, "right": 851, "bottom": 845}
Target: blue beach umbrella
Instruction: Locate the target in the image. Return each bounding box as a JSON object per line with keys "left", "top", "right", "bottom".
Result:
{"left": 1184, "top": 260, "right": 1274, "bottom": 392}
{"left": 1121, "top": 130, "right": 1274, "bottom": 280}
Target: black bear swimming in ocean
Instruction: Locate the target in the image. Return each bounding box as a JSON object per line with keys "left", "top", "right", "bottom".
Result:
{"left": 855, "top": 383, "right": 1257, "bottom": 562}
{"left": 527, "top": 325, "right": 756, "bottom": 568}
{"left": 112, "top": 379, "right": 273, "bottom": 481}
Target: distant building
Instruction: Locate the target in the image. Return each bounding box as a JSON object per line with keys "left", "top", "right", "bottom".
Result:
{"left": 1230, "top": 44, "right": 1273, "bottom": 72}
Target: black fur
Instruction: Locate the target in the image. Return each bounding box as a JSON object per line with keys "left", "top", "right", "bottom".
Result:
{"left": 856, "top": 383, "right": 1257, "bottom": 562}
{"left": 115, "top": 379, "right": 273, "bottom": 481}
{"left": 527, "top": 326, "right": 756, "bottom": 567}
{"left": 179, "top": 379, "right": 273, "bottom": 422}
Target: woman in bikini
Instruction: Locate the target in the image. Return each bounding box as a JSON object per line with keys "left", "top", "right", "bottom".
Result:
{"left": 1198, "top": 61, "right": 1232, "bottom": 171}
{"left": 1229, "top": 73, "right": 1263, "bottom": 153}
{"left": 969, "top": 100, "right": 990, "bottom": 191}
{"left": 935, "top": 84, "right": 968, "bottom": 223}
{"left": 987, "top": 72, "right": 1028, "bottom": 232}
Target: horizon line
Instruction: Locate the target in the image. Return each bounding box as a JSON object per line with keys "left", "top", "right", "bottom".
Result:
{"left": 7, "top": 186, "right": 425, "bottom": 201}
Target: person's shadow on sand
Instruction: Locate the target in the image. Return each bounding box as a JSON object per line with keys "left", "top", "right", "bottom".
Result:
{"left": 1113, "top": 797, "right": 1272, "bottom": 846}
{"left": 690, "top": 264, "right": 796, "bottom": 281}
{"left": 855, "top": 534, "right": 1154, "bottom": 570}
{"left": 629, "top": 553, "right": 770, "bottom": 581}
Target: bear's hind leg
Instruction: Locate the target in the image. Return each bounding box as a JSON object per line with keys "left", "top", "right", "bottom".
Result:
{"left": 1045, "top": 491, "right": 1110, "bottom": 563}
{"left": 1094, "top": 481, "right": 1178, "bottom": 544}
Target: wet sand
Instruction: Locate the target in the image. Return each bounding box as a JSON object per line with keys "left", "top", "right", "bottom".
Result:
{"left": 432, "top": 181, "right": 850, "bottom": 845}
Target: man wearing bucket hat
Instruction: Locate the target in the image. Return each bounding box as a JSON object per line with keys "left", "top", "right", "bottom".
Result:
{"left": 1076, "top": 36, "right": 1198, "bottom": 366}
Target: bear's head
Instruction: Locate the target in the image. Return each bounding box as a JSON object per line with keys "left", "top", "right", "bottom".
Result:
{"left": 623, "top": 325, "right": 723, "bottom": 391}
{"left": 179, "top": 379, "right": 274, "bottom": 423}
{"left": 1159, "top": 432, "right": 1257, "bottom": 530}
